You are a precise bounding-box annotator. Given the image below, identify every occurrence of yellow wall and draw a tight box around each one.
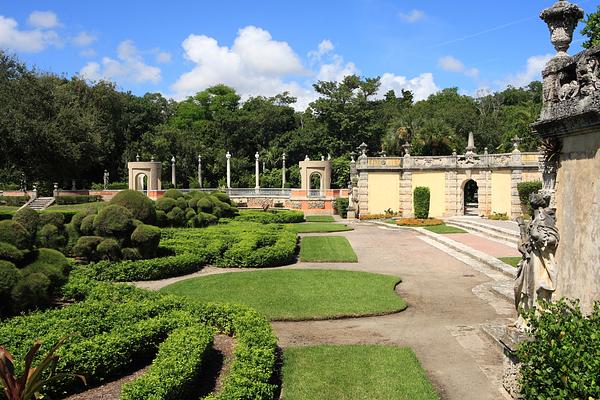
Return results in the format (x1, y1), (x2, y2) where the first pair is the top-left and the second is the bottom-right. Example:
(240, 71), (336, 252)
(411, 172), (446, 217)
(367, 172), (400, 214)
(491, 171), (512, 215)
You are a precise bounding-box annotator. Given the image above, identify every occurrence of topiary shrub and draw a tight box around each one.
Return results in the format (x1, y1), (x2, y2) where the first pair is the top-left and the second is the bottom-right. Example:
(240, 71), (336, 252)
(21, 248), (70, 289)
(156, 197), (177, 213)
(96, 238), (122, 261)
(93, 205), (134, 237)
(130, 224), (161, 259)
(0, 220), (31, 249)
(156, 210), (168, 227)
(10, 272), (51, 312)
(163, 189), (185, 199)
(0, 260), (19, 315)
(122, 247), (142, 260)
(334, 198), (349, 218)
(73, 236), (104, 261)
(166, 207), (186, 227)
(413, 187), (431, 219)
(109, 189), (156, 225)
(36, 223), (67, 250)
(517, 181), (542, 217)
(70, 208), (97, 232)
(196, 197), (213, 213)
(517, 299), (600, 399)
(38, 212), (65, 229)
(80, 214), (96, 235)
(0, 242), (24, 264)
(13, 207), (40, 240)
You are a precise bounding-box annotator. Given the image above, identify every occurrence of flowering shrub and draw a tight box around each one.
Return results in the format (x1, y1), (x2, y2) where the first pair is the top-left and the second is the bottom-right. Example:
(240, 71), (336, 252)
(395, 218), (443, 226)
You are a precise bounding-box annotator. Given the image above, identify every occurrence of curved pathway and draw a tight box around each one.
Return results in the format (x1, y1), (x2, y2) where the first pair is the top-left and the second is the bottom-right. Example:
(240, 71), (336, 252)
(137, 222), (513, 400)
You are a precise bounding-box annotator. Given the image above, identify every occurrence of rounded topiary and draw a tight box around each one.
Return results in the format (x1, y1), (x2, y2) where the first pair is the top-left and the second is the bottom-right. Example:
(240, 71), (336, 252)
(39, 212), (65, 229)
(122, 247), (142, 260)
(72, 236), (104, 260)
(96, 238), (122, 261)
(156, 210), (168, 227)
(109, 190), (156, 225)
(163, 189), (185, 199)
(187, 197), (199, 209)
(185, 208), (196, 220)
(0, 220), (31, 250)
(166, 207), (186, 227)
(93, 205), (133, 237)
(22, 249), (70, 289)
(13, 207), (40, 239)
(198, 212), (218, 226)
(0, 260), (20, 314)
(196, 198), (213, 213)
(0, 242), (24, 264)
(156, 197), (177, 213)
(10, 272), (51, 312)
(211, 191), (233, 205)
(80, 214), (96, 235)
(413, 186), (431, 219)
(176, 197), (188, 210)
(130, 224), (161, 258)
(70, 208), (97, 231)
(36, 224), (66, 249)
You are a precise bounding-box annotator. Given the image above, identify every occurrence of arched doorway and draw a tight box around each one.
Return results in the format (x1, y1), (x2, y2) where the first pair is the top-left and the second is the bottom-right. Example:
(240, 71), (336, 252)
(309, 172), (322, 197)
(463, 179), (478, 216)
(135, 173), (149, 192)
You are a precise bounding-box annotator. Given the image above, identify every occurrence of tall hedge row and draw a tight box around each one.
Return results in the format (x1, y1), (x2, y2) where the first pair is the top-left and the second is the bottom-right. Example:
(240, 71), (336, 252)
(413, 187), (431, 219)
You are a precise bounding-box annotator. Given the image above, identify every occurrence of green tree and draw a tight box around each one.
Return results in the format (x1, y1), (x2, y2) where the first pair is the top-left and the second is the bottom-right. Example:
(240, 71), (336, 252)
(581, 5), (600, 49)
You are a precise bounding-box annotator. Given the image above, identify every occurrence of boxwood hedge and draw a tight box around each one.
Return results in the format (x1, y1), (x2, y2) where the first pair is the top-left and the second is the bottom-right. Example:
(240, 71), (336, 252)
(235, 210), (304, 224)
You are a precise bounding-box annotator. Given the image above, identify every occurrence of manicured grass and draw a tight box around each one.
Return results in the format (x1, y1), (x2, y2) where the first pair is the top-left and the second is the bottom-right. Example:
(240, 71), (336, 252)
(48, 202), (104, 211)
(305, 215), (335, 223)
(498, 256), (521, 267)
(423, 224), (467, 234)
(286, 222), (353, 233)
(282, 345), (439, 400)
(0, 206), (18, 212)
(300, 236), (357, 262)
(161, 269), (406, 320)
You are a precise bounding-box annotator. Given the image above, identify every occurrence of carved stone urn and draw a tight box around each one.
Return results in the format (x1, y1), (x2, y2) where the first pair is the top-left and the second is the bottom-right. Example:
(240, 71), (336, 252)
(540, 1), (584, 58)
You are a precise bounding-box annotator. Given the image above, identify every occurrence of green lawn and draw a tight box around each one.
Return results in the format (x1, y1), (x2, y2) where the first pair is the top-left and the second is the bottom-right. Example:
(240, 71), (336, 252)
(282, 345), (439, 400)
(161, 269), (406, 320)
(48, 202), (105, 211)
(286, 222), (353, 233)
(305, 215), (335, 223)
(300, 236), (357, 262)
(498, 256), (521, 267)
(424, 224), (466, 234)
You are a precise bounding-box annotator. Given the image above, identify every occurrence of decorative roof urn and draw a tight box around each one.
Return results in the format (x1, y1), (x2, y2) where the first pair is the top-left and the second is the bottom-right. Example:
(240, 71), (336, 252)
(540, 1), (584, 59)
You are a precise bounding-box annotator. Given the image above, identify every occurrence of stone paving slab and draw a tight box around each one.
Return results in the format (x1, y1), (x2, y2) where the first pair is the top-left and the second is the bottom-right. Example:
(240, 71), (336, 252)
(449, 216), (519, 233)
(442, 233), (520, 257)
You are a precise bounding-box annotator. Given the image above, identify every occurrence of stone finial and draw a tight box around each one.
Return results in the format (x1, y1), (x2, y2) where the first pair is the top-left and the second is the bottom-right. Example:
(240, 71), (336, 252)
(198, 155), (201, 162)
(402, 142), (411, 157)
(511, 135), (522, 152)
(321, 155), (325, 161)
(171, 156), (176, 164)
(282, 152), (286, 161)
(150, 155), (155, 162)
(358, 142), (368, 156)
(540, 1), (584, 59)
(136, 153), (140, 162)
(350, 151), (356, 162)
(304, 155), (310, 161)
(466, 132), (476, 153)
(484, 147), (489, 155)
(452, 149), (457, 156)
(226, 151), (231, 159)
(255, 151), (260, 160)
(327, 153), (331, 161)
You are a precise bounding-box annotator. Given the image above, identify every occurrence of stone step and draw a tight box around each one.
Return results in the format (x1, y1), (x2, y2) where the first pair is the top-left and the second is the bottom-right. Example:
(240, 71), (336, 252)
(445, 219), (519, 245)
(23, 197), (55, 211)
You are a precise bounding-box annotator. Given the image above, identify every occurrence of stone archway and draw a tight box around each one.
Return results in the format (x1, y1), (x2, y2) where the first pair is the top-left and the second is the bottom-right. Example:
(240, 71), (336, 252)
(462, 179), (479, 216)
(309, 172), (322, 190)
(134, 172), (149, 191)
(128, 161), (162, 191)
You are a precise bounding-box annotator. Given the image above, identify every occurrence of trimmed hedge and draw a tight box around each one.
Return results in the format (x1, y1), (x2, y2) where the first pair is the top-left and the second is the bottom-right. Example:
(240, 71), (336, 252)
(156, 190), (238, 228)
(517, 180), (542, 216)
(55, 195), (102, 205)
(121, 325), (214, 400)
(0, 278), (278, 400)
(0, 195), (29, 206)
(413, 187), (430, 219)
(109, 190), (157, 225)
(236, 210), (304, 224)
(334, 197), (349, 218)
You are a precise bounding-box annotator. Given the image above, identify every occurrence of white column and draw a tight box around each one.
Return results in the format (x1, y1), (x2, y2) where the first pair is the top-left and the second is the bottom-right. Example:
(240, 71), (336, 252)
(255, 151), (260, 189)
(226, 151), (231, 188)
(282, 153), (286, 188)
(171, 156), (176, 187)
(198, 155), (202, 188)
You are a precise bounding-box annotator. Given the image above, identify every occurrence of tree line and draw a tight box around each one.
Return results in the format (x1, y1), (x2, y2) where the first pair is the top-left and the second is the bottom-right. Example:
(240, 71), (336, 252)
(0, 51), (543, 192)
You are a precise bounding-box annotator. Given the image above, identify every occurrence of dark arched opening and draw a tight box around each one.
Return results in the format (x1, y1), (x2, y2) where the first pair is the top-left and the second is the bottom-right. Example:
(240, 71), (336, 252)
(464, 179), (478, 216)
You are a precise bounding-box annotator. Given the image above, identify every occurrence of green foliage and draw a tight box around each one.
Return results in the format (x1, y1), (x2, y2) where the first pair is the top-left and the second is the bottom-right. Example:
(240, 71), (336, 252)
(236, 210), (305, 224)
(517, 299), (600, 399)
(334, 197), (349, 218)
(79, 214), (96, 235)
(0, 242), (24, 264)
(0, 196), (29, 207)
(10, 272), (52, 313)
(120, 325), (213, 400)
(0, 260), (19, 315)
(163, 189), (185, 199)
(13, 207), (40, 240)
(130, 224), (161, 259)
(21, 248), (70, 289)
(109, 190), (156, 225)
(96, 238), (122, 261)
(582, 5), (600, 49)
(517, 181), (542, 216)
(72, 236), (104, 261)
(0, 220), (31, 250)
(36, 224), (67, 250)
(39, 212), (65, 229)
(93, 205), (133, 237)
(54, 195), (102, 205)
(413, 187), (430, 219)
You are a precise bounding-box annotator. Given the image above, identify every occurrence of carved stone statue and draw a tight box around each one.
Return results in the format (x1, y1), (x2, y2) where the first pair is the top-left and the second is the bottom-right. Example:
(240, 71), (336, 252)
(514, 193), (560, 330)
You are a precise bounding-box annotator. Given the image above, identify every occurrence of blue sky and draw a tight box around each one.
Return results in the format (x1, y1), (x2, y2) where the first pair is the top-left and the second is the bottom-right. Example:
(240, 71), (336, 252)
(1, 1), (596, 109)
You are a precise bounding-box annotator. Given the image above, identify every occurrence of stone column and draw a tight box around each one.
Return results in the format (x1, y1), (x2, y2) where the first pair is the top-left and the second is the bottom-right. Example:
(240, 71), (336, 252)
(171, 156), (176, 187)
(226, 152), (231, 189)
(281, 153), (286, 188)
(255, 152), (260, 189)
(399, 171), (413, 217)
(198, 155), (202, 188)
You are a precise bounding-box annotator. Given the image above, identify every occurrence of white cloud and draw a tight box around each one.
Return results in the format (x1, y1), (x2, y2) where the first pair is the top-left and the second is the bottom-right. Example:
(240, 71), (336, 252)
(27, 11), (60, 29)
(0, 15), (60, 52)
(80, 48), (97, 57)
(316, 55), (358, 82)
(73, 31), (96, 47)
(399, 9), (425, 23)
(438, 55), (479, 78)
(503, 54), (552, 87)
(154, 50), (172, 63)
(309, 39), (334, 61)
(79, 40), (161, 84)
(379, 72), (439, 101)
